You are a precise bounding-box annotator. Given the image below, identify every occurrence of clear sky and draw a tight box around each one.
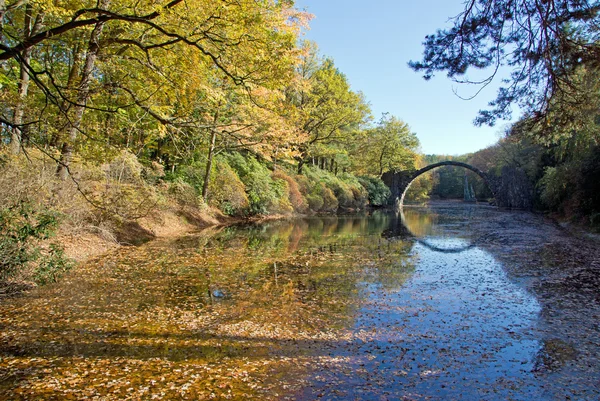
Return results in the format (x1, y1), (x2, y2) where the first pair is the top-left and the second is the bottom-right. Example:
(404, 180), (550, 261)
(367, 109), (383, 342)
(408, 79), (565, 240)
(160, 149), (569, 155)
(294, 0), (517, 155)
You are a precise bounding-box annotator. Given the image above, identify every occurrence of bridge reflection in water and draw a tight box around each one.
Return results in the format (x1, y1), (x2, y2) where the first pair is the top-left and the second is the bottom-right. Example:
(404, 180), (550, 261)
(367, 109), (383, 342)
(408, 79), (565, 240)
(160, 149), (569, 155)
(382, 203), (481, 254)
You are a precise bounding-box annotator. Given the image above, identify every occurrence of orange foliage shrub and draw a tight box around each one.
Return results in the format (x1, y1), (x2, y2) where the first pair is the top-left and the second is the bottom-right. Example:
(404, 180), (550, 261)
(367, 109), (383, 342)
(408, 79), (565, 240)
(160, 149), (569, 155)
(272, 170), (308, 213)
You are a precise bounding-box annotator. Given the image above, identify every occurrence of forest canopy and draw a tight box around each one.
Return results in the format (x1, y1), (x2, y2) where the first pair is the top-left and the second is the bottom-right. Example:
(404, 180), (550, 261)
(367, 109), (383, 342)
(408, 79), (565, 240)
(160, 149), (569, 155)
(0, 0), (421, 234)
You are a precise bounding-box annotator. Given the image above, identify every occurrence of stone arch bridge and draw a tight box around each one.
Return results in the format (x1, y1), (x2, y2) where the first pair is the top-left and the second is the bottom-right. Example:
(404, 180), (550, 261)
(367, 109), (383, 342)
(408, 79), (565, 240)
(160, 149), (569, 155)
(381, 160), (533, 209)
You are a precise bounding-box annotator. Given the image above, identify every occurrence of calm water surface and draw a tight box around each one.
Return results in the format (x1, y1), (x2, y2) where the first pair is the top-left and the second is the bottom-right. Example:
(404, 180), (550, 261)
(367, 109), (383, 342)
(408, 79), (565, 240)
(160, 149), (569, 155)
(299, 205), (544, 400)
(1, 202), (598, 400)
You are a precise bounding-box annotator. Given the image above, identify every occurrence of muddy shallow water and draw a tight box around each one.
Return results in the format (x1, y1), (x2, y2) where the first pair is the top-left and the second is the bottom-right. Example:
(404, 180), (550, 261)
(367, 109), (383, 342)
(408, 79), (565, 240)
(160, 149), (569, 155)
(1, 202), (599, 400)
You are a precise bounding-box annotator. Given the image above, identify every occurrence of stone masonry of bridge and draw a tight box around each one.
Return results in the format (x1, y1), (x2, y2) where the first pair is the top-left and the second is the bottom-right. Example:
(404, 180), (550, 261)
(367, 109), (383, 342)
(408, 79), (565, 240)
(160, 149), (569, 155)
(381, 161), (534, 209)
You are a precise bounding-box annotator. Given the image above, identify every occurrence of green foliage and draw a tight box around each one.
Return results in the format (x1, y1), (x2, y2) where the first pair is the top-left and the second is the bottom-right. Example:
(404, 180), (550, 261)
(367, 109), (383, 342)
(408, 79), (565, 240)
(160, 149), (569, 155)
(430, 166), (464, 199)
(537, 145), (600, 217)
(208, 159), (250, 216)
(358, 176), (390, 207)
(404, 175), (432, 204)
(538, 167), (568, 210)
(292, 54), (371, 157)
(351, 114), (420, 176)
(420, 154), (490, 201)
(167, 150), (381, 216)
(272, 170), (308, 213)
(321, 187), (339, 212)
(224, 153), (289, 215)
(0, 203), (72, 283)
(305, 193), (325, 211)
(300, 166), (367, 211)
(168, 178), (205, 209)
(35, 244), (74, 285)
(177, 160), (208, 194)
(296, 170), (329, 212)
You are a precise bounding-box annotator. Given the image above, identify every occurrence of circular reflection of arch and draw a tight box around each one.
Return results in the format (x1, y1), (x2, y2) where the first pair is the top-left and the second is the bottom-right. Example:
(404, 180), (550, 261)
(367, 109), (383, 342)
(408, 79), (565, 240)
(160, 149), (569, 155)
(399, 161), (496, 208)
(398, 208), (478, 254)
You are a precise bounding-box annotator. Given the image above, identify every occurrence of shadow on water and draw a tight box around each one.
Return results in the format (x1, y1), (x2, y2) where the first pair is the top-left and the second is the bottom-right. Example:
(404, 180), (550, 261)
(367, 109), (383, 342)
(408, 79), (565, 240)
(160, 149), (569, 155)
(0, 203), (598, 400)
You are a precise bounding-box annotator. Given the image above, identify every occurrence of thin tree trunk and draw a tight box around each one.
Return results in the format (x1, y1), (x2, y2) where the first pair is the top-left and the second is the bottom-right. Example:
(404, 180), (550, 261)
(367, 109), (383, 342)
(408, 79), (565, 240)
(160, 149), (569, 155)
(0, 0), (5, 46)
(50, 44), (81, 147)
(202, 110), (220, 201)
(202, 129), (217, 201)
(56, 0), (109, 179)
(0, 0), (7, 149)
(10, 5), (39, 154)
(0, 1), (4, 151)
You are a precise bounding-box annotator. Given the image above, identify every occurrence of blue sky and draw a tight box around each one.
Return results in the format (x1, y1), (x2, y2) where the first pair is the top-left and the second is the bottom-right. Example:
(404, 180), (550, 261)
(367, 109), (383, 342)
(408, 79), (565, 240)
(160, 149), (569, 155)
(294, 0), (518, 155)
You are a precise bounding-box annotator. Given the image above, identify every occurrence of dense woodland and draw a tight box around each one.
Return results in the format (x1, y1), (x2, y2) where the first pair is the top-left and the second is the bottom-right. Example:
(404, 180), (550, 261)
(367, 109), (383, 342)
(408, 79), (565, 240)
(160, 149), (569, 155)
(1, 0), (599, 284)
(0, 0), (422, 284)
(410, 0), (600, 225)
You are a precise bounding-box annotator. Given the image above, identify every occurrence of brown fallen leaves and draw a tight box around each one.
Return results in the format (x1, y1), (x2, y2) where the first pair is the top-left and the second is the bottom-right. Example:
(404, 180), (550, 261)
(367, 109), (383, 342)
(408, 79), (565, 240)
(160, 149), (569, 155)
(0, 218), (415, 399)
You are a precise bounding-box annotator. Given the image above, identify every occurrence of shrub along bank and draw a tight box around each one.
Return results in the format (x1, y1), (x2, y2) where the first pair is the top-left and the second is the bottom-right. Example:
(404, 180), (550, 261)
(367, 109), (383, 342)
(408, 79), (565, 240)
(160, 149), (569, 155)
(0, 150), (390, 287)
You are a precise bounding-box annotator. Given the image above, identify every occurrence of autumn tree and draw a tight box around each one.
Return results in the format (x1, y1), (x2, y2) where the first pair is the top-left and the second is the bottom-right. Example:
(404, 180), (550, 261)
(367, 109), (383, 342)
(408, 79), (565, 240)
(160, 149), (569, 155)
(350, 113), (420, 177)
(287, 44), (371, 173)
(0, 0), (307, 178)
(409, 0), (600, 132)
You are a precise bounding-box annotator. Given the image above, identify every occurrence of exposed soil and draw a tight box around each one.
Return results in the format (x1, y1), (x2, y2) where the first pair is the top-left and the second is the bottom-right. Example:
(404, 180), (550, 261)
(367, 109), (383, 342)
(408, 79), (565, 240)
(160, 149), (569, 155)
(56, 206), (243, 263)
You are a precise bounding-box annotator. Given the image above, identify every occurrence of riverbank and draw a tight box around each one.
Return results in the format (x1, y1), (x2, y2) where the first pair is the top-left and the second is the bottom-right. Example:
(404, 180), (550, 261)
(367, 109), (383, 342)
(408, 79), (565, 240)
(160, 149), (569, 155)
(0, 149), (384, 293)
(0, 185), (309, 299)
(52, 200), (600, 279)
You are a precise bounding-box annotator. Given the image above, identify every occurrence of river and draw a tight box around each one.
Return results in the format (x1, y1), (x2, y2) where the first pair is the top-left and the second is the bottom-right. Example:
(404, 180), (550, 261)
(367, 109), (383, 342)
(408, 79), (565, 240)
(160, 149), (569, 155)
(1, 201), (599, 400)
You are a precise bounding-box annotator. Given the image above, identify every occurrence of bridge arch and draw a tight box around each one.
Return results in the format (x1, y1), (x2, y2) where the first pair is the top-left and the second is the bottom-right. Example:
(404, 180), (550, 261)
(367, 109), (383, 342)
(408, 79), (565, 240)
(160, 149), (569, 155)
(397, 161), (497, 208)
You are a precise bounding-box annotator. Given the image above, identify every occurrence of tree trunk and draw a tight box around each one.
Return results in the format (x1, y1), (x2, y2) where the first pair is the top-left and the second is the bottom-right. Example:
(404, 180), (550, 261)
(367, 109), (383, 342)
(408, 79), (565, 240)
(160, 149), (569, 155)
(56, 0), (109, 179)
(202, 129), (217, 201)
(10, 6), (41, 154)
(202, 110), (220, 201)
(297, 158), (305, 174)
(50, 44), (81, 148)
